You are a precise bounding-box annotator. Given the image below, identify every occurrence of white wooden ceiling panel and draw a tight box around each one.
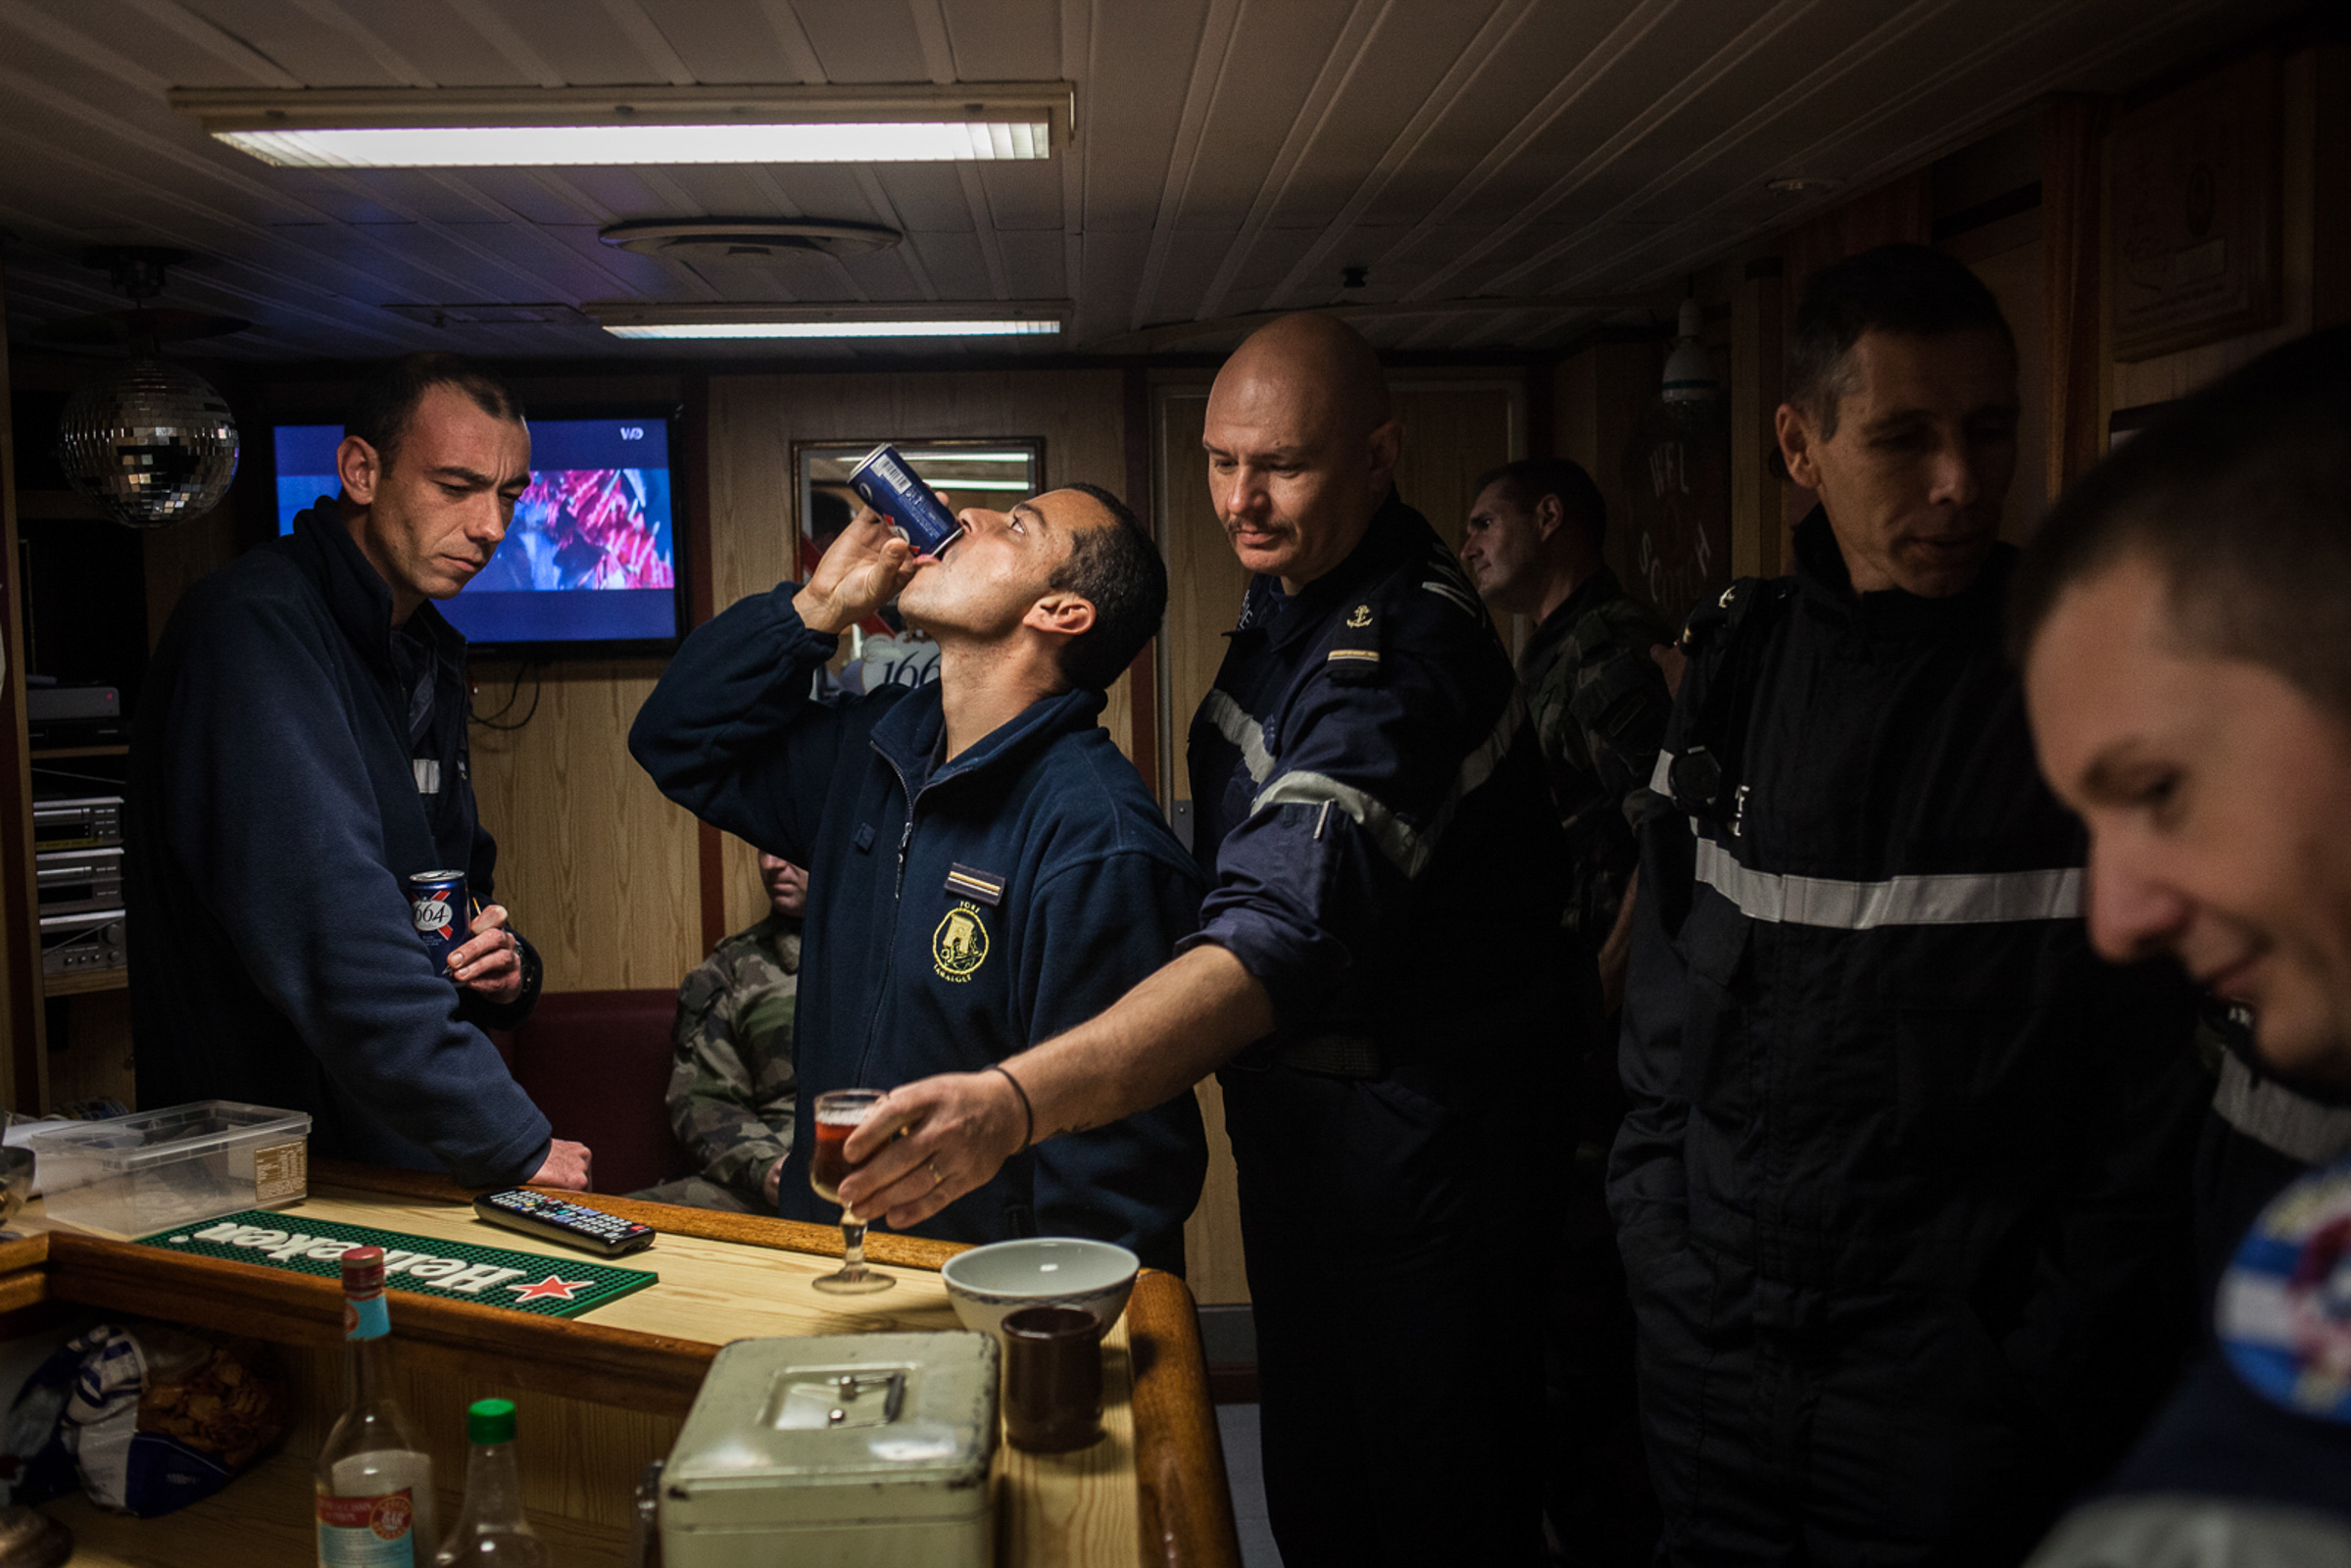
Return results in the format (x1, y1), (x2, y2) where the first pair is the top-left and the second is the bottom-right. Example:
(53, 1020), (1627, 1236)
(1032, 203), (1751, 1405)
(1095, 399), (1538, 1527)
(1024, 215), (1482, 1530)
(789, 0), (938, 86)
(1132, 228), (1250, 328)
(970, 160), (1063, 231)
(901, 229), (994, 299)
(937, 0), (1061, 80)
(170, 0), (430, 87)
(993, 228), (1065, 300)
(1166, 0), (1357, 231)
(451, 0), (681, 85)
(447, 169), (614, 227)
(620, 0), (826, 86)
(1336, 0), (1662, 230)
(1074, 0), (1214, 232)
(871, 164), (978, 233)
(1071, 226), (1151, 344)
(0, 0), (2300, 358)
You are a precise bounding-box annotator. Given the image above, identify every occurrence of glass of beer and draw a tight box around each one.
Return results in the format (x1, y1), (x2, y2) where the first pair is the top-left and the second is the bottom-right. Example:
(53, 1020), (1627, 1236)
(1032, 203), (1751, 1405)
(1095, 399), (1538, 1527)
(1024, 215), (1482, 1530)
(808, 1089), (895, 1296)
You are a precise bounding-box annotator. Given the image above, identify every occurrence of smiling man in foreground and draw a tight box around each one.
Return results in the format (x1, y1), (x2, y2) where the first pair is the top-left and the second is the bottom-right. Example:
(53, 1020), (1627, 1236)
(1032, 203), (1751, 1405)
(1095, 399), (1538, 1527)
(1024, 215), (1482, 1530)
(628, 482), (1207, 1268)
(2015, 327), (2351, 1566)
(128, 353), (587, 1191)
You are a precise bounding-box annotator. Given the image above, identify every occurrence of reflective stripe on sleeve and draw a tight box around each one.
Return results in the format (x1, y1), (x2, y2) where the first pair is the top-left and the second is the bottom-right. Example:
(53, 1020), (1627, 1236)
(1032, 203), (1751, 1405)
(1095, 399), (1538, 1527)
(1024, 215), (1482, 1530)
(1693, 838), (2082, 928)
(1650, 749), (1674, 796)
(1249, 689), (1526, 879)
(1201, 689), (1277, 785)
(2213, 1049), (2351, 1166)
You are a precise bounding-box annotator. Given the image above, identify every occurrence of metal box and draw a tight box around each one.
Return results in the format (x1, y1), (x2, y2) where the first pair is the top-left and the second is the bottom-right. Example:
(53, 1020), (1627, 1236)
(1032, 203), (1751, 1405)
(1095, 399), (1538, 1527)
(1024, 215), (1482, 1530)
(661, 1332), (999, 1567)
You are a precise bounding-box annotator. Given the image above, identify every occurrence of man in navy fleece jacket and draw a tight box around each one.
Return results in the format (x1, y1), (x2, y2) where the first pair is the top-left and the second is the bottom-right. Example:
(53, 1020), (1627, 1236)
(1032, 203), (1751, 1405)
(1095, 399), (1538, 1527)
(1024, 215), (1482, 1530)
(629, 483), (1206, 1268)
(126, 354), (589, 1190)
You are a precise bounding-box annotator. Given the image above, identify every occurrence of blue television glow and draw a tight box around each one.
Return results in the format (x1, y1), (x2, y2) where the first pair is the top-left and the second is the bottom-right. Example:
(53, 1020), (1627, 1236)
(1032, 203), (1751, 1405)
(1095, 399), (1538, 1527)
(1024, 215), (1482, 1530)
(274, 417), (682, 650)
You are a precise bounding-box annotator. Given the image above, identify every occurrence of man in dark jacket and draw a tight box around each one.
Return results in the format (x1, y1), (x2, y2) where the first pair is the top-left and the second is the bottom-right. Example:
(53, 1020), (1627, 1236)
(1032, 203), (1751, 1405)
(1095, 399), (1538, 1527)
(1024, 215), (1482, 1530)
(628, 483), (1206, 1269)
(1610, 246), (2205, 1565)
(832, 314), (1569, 1568)
(128, 354), (588, 1190)
(2013, 326), (2351, 1566)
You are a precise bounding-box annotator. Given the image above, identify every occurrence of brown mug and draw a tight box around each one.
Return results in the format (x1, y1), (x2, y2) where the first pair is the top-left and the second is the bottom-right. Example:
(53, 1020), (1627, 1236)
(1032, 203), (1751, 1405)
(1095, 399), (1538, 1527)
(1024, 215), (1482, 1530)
(1002, 1305), (1103, 1452)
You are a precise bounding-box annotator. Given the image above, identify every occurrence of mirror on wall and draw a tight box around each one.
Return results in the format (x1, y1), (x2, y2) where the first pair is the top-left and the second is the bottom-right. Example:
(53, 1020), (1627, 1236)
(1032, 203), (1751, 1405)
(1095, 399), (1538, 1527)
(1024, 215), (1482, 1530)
(791, 439), (1045, 694)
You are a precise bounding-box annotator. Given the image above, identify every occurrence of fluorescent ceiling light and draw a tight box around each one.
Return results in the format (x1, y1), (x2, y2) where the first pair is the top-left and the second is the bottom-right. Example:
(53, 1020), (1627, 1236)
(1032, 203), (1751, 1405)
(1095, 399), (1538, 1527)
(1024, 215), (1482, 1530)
(605, 319), (1060, 340)
(899, 477), (1032, 489)
(173, 85), (1070, 168)
(898, 451), (1038, 464)
(585, 302), (1069, 342)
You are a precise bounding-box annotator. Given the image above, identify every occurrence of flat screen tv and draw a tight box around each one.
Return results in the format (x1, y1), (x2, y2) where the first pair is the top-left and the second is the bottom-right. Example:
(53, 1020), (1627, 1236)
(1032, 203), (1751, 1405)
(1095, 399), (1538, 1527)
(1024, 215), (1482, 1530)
(272, 414), (685, 656)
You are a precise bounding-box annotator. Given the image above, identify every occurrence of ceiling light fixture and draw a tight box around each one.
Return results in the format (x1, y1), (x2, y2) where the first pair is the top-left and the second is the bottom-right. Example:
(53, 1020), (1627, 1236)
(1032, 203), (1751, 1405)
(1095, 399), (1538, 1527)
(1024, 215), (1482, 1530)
(584, 302), (1069, 341)
(171, 84), (1072, 168)
(599, 219), (902, 258)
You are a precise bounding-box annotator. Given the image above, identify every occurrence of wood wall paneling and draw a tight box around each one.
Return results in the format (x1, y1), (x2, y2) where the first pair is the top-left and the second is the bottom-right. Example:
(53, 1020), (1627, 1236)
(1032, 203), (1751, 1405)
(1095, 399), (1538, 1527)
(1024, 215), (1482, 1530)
(1953, 226), (2051, 542)
(2109, 46), (2322, 415)
(465, 660), (702, 995)
(1550, 343), (1660, 616)
(1730, 267), (1786, 579)
(2044, 96), (2114, 495)
(0, 261), (44, 1106)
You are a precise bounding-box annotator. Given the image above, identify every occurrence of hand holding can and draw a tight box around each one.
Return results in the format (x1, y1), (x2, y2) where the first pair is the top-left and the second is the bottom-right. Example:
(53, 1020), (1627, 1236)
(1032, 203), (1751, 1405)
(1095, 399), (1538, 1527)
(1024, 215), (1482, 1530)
(848, 444), (963, 558)
(407, 870), (470, 977)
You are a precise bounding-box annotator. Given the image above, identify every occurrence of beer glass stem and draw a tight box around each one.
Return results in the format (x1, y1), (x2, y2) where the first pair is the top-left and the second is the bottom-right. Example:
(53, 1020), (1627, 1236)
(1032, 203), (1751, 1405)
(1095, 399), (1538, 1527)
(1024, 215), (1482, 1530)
(840, 1217), (869, 1282)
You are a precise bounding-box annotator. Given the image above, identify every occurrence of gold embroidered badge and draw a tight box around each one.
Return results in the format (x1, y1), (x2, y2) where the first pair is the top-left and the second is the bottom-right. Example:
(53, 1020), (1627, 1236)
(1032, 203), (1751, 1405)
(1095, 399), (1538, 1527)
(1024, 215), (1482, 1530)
(1346, 604), (1373, 629)
(933, 901), (991, 981)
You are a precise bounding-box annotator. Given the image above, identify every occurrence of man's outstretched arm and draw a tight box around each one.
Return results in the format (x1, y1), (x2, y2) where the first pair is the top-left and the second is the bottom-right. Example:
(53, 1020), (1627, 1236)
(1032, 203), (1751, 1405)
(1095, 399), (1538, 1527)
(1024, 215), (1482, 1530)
(838, 944), (1272, 1230)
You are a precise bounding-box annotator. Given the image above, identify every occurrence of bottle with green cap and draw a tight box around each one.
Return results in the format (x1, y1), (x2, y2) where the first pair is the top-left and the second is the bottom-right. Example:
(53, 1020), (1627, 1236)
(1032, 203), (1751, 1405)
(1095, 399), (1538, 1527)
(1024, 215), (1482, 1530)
(431, 1398), (549, 1567)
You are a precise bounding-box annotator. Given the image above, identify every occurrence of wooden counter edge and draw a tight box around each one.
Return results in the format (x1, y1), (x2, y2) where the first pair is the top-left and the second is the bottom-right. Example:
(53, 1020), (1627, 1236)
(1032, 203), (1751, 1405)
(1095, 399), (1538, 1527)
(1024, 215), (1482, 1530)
(313, 1158), (968, 1270)
(41, 1229), (715, 1416)
(1126, 1270), (1243, 1568)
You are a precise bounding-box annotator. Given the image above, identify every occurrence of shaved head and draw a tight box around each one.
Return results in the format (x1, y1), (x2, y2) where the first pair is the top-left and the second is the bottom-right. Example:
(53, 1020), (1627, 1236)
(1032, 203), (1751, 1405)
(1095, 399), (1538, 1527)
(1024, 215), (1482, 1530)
(1220, 312), (1394, 441)
(1203, 312), (1402, 590)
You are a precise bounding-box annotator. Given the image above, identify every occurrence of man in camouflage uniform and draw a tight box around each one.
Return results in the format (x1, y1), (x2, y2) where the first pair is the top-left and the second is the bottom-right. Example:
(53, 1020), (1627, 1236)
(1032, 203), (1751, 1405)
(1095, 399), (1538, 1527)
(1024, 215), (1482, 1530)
(633, 854), (804, 1212)
(1461, 457), (1674, 1566)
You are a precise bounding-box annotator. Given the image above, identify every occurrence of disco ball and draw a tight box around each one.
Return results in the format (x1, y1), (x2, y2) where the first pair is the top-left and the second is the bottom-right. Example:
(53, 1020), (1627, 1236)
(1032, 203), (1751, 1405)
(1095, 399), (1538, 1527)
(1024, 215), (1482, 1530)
(55, 358), (240, 529)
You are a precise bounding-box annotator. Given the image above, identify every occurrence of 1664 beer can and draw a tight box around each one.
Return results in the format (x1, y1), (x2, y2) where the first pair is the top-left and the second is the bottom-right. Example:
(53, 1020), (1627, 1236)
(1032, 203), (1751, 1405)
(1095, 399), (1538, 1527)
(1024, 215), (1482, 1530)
(847, 443), (963, 557)
(407, 870), (469, 975)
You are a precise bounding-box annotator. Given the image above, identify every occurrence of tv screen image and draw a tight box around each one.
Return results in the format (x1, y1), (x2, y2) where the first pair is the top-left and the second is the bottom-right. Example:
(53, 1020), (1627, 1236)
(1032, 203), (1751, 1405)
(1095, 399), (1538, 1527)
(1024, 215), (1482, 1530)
(273, 417), (681, 651)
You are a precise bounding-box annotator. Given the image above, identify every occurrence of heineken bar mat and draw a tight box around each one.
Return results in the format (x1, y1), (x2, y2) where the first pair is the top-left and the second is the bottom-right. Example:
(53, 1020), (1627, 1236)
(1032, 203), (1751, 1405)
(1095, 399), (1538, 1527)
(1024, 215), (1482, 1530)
(134, 1210), (658, 1320)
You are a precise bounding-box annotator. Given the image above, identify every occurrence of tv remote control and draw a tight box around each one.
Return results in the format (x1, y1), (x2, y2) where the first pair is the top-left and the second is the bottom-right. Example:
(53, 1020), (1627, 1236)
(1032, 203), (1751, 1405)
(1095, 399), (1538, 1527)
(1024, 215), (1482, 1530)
(472, 1189), (657, 1258)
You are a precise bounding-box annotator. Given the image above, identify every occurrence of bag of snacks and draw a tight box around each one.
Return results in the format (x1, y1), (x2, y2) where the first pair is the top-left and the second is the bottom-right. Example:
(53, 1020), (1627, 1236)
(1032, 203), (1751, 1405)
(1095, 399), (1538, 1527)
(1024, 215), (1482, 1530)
(61, 1324), (285, 1516)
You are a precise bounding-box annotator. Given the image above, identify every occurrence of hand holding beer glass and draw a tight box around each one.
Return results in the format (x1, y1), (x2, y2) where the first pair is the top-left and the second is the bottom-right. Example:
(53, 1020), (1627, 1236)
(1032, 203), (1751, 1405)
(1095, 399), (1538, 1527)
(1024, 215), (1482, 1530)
(809, 1090), (895, 1295)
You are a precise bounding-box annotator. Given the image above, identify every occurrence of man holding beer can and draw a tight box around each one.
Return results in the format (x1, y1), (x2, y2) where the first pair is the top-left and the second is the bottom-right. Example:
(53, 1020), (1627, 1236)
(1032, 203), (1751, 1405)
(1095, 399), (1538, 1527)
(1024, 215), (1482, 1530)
(127, 354), (588, 1191)
(628, 472), (1206, 1267)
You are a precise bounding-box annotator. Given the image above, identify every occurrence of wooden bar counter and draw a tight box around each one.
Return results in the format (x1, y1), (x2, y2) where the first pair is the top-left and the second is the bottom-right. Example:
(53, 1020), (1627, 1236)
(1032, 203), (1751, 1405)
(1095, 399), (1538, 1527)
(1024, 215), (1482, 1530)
(0, 1162), (1241, 1568)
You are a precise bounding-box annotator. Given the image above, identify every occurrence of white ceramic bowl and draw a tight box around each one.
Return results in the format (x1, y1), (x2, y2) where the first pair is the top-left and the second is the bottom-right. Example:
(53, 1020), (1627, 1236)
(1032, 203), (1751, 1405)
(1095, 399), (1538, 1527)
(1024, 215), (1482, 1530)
(941, 1237), (1140, 1338)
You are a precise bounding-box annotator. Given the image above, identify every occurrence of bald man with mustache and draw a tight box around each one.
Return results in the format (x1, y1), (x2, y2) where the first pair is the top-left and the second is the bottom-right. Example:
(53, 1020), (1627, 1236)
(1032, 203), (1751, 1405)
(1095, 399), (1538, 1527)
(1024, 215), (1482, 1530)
(851, 314), (1568, 1566)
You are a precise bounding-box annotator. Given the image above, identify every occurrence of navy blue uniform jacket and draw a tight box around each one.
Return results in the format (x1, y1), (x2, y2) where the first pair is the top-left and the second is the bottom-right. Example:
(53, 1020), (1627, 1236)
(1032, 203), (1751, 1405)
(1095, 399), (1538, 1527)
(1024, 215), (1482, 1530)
(1612, 512), (2203, 1466)
(1186, 492), (1568, 1226)
(628, 585), (1208, 1271)
(126, 505), (551, 1186)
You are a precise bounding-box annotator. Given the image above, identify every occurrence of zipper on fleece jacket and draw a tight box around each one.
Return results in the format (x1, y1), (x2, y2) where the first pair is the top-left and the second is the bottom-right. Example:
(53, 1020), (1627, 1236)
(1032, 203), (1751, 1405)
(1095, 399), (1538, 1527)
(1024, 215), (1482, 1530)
(855, 747), (921, 1085)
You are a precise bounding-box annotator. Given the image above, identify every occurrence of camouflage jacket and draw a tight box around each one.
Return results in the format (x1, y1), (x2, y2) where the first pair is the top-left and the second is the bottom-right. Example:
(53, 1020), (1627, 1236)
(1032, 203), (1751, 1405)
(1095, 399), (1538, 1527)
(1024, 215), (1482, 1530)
(1520, 567), (1674, 943)
(665, 911), (802, 1204)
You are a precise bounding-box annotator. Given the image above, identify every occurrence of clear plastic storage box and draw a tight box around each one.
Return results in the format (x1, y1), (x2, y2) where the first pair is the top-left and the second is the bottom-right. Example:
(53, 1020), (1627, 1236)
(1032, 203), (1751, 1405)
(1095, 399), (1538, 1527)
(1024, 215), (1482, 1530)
(26, 1100), (311, 1237)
